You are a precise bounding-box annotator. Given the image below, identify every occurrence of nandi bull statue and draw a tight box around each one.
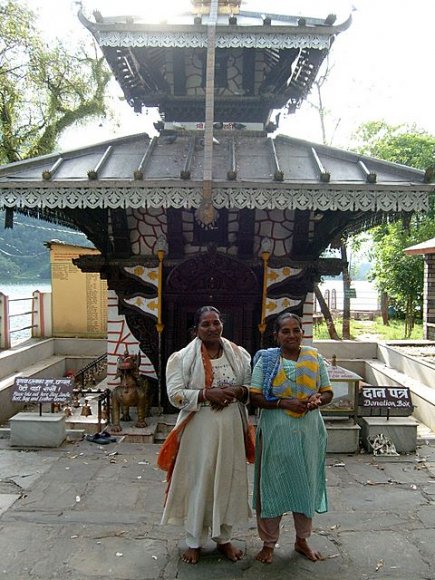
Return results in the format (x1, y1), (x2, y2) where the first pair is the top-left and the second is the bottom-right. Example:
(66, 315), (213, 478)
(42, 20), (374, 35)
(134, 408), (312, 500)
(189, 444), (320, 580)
(110, 348), (151, 432)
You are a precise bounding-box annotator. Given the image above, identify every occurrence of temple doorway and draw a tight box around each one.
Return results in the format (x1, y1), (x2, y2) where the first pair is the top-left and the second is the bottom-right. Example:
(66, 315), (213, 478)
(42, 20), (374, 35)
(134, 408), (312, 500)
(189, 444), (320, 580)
(164, 252), (260, 357)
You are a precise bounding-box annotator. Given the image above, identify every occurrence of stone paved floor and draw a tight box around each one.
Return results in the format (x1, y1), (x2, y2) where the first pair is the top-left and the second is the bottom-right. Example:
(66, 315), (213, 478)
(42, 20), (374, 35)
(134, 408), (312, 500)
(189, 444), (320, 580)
(1, 437), (435, 579)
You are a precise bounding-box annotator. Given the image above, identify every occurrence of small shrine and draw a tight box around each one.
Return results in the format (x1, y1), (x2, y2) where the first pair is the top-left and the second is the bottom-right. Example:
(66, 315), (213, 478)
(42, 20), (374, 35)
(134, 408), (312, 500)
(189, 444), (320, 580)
(0, 1), (432, 410)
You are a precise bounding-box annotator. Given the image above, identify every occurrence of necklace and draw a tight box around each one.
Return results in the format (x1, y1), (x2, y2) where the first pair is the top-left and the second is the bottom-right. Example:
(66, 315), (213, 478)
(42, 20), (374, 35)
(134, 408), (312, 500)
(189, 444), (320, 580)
(280, 346), (301, 361)
(208, 345), (223, 359)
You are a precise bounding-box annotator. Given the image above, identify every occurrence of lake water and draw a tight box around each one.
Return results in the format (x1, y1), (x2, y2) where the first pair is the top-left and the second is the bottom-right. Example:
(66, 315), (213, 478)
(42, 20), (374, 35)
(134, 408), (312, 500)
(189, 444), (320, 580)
(0, 281), (51, 346)
(317, 280), (379, 312)
(1, 279), (379, 346)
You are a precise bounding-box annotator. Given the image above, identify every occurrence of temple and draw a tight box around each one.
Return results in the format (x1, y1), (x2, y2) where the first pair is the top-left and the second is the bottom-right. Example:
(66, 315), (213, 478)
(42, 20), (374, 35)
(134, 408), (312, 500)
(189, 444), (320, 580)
(0, 1), (432, 405)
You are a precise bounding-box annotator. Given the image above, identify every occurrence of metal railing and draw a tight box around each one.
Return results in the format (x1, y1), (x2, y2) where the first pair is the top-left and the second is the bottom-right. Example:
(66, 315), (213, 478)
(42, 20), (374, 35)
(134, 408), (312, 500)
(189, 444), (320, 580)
(71, 387), (111, 434)
(0, 291), (52, 349)
(72, 354), (109, 432)
(8, 296), (37, 335)
(74, 353), (107, 389)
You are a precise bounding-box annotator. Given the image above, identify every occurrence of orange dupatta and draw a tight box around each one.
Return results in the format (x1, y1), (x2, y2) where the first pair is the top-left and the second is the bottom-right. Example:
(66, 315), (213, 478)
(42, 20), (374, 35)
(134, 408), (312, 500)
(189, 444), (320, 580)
(157, 343), (213, 480)
(157, 341), (254, 488)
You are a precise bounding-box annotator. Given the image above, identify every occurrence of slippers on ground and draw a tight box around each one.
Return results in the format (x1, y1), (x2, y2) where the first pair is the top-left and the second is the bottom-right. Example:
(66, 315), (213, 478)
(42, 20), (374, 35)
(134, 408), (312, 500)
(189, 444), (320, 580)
(85, 434), (111, 445)
(98, 432), (117, 442)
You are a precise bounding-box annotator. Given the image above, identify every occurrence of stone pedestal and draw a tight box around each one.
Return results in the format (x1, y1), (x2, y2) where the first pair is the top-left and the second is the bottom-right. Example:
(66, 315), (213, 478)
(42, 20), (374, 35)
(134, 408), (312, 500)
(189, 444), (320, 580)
(325, 419), (360, 453)
(117, 423), (158, 443)
(10, 412), (66, 447)
(359, 416), (418, 453)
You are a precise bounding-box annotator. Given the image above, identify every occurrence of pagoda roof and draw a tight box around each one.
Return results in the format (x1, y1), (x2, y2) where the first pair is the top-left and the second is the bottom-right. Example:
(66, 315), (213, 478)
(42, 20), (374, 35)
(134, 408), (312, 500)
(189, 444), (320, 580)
(78, 5), (351, 123)
(1, 131), (432, 253)
(79, 7), (351, 49)
(0, 131), (431, 219)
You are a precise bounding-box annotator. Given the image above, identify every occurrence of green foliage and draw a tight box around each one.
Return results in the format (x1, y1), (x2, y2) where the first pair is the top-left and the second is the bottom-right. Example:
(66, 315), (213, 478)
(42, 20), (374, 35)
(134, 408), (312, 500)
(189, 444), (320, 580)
(0, 251), (20, 278)
(0, 211), (93, 281)
(368, 221), (429, 319)
(0, 1), (110, 280)
(353, 121), (435, 171)
(350, 122), (435, 336)
(0, 0), (111, 163)
(314, 317), (423, 341)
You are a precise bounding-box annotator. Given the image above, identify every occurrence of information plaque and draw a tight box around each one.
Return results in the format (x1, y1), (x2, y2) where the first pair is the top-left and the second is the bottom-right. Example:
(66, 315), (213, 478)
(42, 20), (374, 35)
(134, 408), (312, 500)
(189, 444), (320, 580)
(11, 378), (74, 404)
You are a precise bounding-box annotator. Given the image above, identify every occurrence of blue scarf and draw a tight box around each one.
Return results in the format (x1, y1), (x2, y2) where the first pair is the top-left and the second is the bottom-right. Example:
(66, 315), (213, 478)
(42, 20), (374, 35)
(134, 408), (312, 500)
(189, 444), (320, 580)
(257, 347), (281, 401)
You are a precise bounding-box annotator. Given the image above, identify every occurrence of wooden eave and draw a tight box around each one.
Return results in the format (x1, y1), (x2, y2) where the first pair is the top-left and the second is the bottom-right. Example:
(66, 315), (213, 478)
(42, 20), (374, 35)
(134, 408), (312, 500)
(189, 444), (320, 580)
(79, 10), (352, 37)
(404, 238), (435, 255)
(0, 132), (430, 189)
(87, 22), (345, 35)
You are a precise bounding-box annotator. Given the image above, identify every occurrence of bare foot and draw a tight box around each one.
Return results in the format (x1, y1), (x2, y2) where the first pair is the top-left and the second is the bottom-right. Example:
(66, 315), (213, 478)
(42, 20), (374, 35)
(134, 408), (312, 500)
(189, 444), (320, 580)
(217, 542), (243, 561)
(182, 547), (200, 564)
(294, 538), (324, 561)
(255, 546), (274, 564)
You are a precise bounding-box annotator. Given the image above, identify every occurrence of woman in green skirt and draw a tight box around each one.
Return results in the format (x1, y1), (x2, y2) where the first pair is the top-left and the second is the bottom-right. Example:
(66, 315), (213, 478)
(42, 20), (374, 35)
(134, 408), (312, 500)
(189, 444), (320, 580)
(250, 312), (333, 564)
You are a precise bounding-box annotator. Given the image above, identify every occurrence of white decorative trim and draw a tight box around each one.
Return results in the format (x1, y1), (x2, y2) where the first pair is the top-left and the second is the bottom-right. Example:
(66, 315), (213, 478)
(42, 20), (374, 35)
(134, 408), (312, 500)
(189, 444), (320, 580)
(0, 186), (430, 212)
(98, 31), (331, 50)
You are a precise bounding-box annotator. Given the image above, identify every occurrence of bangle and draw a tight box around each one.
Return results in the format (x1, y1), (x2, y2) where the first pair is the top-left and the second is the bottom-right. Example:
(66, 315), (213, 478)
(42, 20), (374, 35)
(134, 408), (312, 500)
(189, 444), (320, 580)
(276, 399), (281, 408)
(203, 388), (208, 402)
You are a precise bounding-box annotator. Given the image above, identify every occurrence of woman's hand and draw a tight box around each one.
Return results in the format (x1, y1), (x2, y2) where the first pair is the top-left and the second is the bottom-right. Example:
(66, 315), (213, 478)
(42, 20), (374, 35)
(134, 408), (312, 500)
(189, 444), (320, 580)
(280, 397), (308, 414)
(222, 384), (247, 402)
(204, 385), (237, 411)
(306, 393), (322, 411)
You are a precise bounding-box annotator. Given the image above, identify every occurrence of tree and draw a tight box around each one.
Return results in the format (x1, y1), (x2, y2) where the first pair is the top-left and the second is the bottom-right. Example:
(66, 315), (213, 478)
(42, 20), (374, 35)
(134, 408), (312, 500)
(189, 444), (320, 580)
(0, 212), (93, 281)
(307, 59), (349, 340)
(353, 121), (435, 172)
(0, 251), (20, 278)
(353, 122), (435, 336)
(306, 56), (342, 147)
(0, 0), (111, 163)
(369, 222), (428, 336)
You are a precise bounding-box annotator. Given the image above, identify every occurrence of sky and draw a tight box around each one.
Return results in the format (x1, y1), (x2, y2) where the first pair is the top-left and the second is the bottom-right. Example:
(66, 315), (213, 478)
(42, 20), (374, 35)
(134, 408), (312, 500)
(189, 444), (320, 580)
(27, 0), (435, 150)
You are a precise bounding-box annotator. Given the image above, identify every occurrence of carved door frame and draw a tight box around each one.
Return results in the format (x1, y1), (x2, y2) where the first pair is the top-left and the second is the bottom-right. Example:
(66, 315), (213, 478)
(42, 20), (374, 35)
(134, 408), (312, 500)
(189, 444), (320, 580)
(164, 252), (260, 357)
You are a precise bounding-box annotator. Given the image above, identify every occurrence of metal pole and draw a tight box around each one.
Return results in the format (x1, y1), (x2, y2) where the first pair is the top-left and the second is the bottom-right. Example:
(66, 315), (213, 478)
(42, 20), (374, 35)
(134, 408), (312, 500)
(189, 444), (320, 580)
(0, 292), (11, 349)
(258, 249), (270, 347)
(156, 248), (165, 415)
(157, 331), (162, 413)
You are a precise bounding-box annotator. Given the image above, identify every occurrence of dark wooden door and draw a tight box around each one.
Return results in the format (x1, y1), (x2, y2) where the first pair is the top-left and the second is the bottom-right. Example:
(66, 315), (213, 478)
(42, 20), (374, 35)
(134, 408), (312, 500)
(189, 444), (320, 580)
(164, 252), (260, 357)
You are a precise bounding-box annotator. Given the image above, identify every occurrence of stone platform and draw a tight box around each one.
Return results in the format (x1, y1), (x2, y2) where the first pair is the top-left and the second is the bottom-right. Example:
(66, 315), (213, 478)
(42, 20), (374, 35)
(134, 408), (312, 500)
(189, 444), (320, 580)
(324, 418), (361, 453)
(10, 412), (66, 447)
(359, 416), (418, 453)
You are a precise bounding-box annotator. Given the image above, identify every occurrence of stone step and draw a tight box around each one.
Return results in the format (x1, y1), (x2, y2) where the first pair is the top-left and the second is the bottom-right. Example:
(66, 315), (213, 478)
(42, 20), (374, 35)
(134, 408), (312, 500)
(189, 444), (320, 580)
(365, 359), (435, 433)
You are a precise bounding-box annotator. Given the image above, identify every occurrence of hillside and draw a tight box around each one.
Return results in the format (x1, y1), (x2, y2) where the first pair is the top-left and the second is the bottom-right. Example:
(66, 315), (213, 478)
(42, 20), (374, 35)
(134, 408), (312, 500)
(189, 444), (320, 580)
(0, 211), (94, 282)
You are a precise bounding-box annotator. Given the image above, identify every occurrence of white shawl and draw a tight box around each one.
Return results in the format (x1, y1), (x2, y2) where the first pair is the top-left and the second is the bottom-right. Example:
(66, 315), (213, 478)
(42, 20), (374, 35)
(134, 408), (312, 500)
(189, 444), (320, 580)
(166, 337), (251, 426)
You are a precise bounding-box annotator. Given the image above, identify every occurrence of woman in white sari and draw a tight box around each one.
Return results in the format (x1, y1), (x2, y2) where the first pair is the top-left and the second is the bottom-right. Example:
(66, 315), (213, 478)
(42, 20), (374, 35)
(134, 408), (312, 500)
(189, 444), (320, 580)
(161, 306), (252, 564)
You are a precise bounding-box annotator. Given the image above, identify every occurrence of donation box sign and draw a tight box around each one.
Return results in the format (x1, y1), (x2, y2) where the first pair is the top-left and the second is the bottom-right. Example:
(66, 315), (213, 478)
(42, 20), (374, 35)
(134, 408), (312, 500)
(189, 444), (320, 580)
(359, 386), (412, 410)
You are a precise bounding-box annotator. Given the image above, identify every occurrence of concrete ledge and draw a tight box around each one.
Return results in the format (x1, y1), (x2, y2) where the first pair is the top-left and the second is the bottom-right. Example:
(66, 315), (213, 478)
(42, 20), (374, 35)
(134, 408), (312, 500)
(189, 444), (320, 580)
(10, 412), (66, 447)
(359, 416), (418, 453)
(364, 359), (435, 432)
(0, 427), (10, 439)
(325, 419), (360, 453)
(0, 355), (66, 425)
(377, 343), (435, 388)
(52, 338), (106, 357)
(315, 340), (378, 360)
(0, 338), (105, 382)
(0, 338), (56, 380)
(114, 423), (157, 443)
(66, 429), (86, 441)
